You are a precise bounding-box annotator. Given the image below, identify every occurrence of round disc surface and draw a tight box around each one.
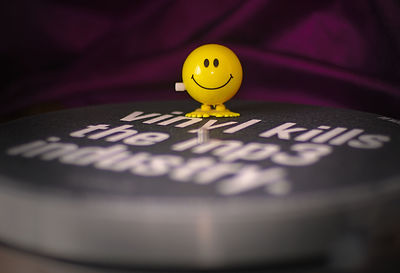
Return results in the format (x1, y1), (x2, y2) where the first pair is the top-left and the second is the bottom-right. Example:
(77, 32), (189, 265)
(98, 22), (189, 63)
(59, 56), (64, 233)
(0, 100), (399, 268)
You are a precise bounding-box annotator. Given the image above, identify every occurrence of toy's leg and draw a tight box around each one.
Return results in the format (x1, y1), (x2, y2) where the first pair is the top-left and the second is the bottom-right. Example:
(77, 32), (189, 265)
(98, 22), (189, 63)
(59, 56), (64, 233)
(201, 104), (212, 111)
(213, 104), (240, 117)
(185, 104), (212, 117)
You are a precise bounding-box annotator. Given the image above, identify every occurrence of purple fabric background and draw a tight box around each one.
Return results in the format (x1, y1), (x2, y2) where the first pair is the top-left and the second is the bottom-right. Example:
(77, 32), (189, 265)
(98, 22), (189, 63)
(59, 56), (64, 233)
(1, 0), (399, 119)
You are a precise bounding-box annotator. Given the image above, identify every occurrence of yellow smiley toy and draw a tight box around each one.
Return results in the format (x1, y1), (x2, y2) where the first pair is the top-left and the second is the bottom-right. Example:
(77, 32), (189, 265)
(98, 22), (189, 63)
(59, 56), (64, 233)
(175, 44), (242, 117)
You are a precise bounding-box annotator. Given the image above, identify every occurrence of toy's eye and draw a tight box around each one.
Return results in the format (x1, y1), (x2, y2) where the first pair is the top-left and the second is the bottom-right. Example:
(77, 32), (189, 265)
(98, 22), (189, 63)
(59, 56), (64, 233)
(204, 59), (209, 67)
(213, 58), (219, 67)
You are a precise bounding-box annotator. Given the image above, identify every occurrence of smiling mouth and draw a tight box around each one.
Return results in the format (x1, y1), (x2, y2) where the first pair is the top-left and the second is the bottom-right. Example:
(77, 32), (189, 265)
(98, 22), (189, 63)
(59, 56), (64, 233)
(191, 74), (233, 90)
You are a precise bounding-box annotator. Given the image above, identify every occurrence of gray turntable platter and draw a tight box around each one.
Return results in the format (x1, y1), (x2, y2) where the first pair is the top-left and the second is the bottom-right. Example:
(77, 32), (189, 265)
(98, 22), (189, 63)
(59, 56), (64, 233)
(0, 100), (399, 269)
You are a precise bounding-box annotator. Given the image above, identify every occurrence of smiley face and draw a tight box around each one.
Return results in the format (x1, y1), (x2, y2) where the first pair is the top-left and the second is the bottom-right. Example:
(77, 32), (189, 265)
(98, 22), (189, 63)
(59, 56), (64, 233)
(182, 44), (242, 105)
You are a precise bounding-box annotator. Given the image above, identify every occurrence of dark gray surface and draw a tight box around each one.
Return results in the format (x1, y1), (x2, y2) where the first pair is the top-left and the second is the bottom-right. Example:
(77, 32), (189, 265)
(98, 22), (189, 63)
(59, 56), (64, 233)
(0, 100), (399, 270)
